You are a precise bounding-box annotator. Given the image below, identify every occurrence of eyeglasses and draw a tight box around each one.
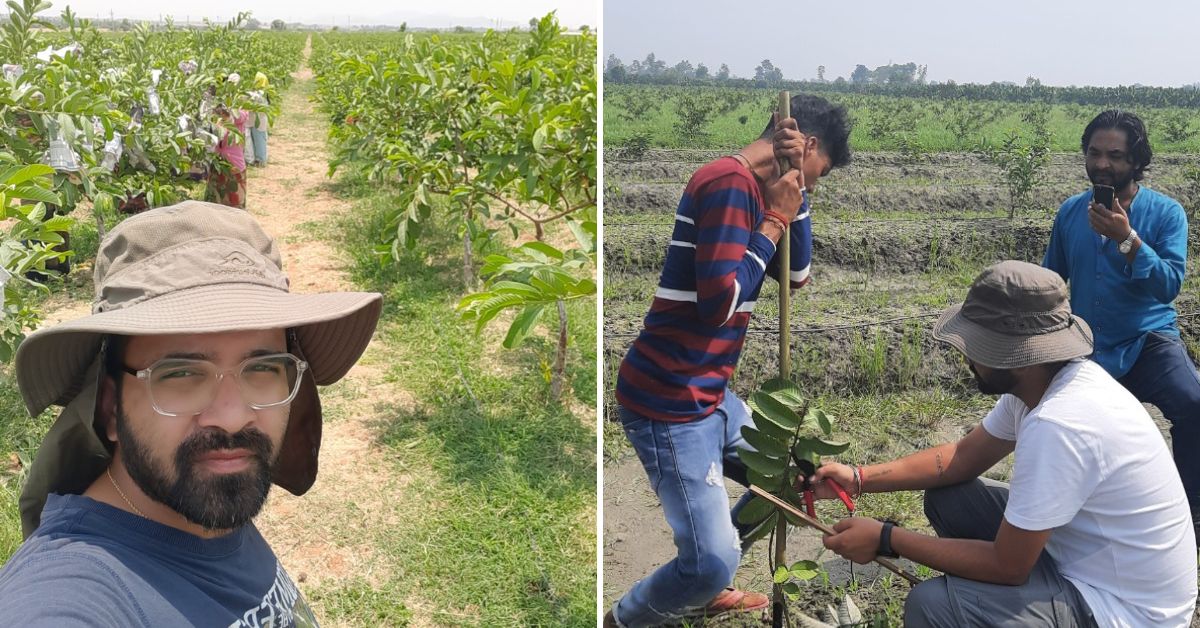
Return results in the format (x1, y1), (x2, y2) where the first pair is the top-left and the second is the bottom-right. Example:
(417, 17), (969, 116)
(123, 353), (308, 417)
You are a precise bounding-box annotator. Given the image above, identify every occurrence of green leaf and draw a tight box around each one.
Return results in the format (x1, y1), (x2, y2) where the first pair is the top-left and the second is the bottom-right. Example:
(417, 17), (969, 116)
(1, 164), (53, 186)
(740, 511), (777, 546)
(739, 447), (787, 477)
(751, 412), (794, 444)
(740, 426), (788, 458)
(809, 408), (833, 435)
(761, 377), (806, 409)
(735, 495), (775, 525)
(10, 185), (59, 206)
(502, 303), (545, 348)
(796, 437), (850, 456)
(782, 582), (802, 599)
(773, 565), (790, 584)
(749, 391), (802, 430)
(789, 560), (821, 581)
(747, 468), (785, 492)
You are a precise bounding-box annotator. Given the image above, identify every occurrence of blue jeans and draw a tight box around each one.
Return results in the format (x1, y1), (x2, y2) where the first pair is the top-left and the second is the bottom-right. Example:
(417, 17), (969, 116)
(247, 127), (268, 164)
(1117, 331), (1200, 537)
(611, 390), (757, 628)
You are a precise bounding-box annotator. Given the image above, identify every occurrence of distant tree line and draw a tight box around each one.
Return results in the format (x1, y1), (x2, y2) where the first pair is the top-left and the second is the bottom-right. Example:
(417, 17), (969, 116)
(605, 53), (1200, 108)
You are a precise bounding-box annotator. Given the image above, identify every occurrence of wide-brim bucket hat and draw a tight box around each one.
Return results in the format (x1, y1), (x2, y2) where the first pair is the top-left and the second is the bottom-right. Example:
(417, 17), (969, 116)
(932, 260), (1093, 369)
(14, 200), (382, 535)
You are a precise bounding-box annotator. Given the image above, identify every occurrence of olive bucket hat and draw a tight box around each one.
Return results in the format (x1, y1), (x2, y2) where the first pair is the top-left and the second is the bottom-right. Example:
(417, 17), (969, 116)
(13, 200), (382, 536)
(932, 260), (1093, 369)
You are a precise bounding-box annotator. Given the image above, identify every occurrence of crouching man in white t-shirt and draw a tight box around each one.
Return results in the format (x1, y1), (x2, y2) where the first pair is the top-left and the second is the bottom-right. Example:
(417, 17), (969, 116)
(812, 260), (1197, 628)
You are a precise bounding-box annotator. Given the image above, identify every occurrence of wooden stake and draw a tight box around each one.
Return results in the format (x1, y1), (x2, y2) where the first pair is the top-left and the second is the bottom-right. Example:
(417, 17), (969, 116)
(750, 485), (923, 586)
(772, 89), (791, 628)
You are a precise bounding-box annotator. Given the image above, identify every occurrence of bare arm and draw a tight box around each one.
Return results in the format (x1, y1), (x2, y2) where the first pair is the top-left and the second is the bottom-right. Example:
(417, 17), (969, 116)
(812, 424), (1014, 499)
(825, 516), (1051, 586)
(892, 520), (1051, 585)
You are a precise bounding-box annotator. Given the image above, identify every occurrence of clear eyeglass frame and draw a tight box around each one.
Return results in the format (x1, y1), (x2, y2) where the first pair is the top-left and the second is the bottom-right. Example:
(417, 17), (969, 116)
(122, 352), (309, 417)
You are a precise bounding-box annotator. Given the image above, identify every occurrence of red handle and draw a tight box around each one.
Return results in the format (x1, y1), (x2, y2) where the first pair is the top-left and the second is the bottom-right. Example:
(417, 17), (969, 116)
(827, 479), (855, 514)
(803, 490), (816, 518)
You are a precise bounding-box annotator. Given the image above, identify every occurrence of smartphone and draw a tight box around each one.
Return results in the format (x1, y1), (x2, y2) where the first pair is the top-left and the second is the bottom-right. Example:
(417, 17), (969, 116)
(1093, 184), (1115, 210)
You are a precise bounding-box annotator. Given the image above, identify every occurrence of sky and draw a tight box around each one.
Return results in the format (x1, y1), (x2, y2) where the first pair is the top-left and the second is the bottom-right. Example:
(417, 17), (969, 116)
(604, 0), (1200, 88)
(39, 0), (597, 29)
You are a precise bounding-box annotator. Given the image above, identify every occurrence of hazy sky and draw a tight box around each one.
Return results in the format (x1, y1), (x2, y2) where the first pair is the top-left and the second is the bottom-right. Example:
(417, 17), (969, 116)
(604, 0), (1200, 87)
(43, 0), (596, 29)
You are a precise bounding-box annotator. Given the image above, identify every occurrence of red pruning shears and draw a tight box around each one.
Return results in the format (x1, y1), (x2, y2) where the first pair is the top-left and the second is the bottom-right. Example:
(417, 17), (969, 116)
(794, 459), (855, 517)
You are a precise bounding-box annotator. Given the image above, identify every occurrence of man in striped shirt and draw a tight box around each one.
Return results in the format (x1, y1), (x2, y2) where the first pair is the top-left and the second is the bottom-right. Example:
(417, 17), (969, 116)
(608, 94), (852, 628)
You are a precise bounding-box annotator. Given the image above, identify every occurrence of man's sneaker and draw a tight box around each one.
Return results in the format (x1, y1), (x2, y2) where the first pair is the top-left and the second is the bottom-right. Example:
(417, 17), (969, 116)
(684, 587), (769, 620)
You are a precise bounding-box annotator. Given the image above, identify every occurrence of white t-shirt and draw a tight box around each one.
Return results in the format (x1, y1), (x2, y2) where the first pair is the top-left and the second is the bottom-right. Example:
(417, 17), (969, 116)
(982, 359), (1196, 628)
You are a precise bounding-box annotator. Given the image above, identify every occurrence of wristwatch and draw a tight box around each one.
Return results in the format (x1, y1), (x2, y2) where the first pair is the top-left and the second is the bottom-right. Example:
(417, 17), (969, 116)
(878, 520), (900, 559)
(1119, 229), (1138, 255)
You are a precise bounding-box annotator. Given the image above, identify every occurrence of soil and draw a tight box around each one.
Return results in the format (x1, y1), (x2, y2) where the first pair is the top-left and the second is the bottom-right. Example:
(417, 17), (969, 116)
(605, 151), (1200, 219)
(603, 449), (921, 626)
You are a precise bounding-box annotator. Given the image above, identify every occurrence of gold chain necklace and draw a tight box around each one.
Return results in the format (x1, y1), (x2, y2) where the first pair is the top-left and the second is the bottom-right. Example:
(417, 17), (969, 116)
(106, 467), (146, 518)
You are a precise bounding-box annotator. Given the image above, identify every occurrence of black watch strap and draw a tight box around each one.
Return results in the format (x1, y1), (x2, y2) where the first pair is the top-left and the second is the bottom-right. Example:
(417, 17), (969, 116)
(878, 520), (900, 559)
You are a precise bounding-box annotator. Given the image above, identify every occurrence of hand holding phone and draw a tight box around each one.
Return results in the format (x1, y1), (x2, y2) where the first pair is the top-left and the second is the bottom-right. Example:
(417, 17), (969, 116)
(1092, 184), (1115, 211)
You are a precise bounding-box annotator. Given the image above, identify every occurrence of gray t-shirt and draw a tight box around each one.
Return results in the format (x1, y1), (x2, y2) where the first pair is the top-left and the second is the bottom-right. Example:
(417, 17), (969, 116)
(0, 493), (318, 627)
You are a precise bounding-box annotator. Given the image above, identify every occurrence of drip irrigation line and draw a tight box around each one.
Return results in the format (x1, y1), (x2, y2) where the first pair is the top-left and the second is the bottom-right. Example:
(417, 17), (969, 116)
(604, 310), (1200, 340)
(605, 216), (1030, 227)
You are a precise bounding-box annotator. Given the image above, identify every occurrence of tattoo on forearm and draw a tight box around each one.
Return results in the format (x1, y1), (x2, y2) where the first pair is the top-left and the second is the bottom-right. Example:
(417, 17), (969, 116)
(935, 453), (945, 478)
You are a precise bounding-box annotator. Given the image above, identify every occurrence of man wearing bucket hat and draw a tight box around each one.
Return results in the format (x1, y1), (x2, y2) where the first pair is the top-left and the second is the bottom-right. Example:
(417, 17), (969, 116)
(811, 261), (1196, 627)
(0, 200), (382, 625)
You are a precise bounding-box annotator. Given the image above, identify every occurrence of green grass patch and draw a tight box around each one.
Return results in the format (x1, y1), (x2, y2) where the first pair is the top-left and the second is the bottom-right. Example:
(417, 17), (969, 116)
(323, 175), (597, 627)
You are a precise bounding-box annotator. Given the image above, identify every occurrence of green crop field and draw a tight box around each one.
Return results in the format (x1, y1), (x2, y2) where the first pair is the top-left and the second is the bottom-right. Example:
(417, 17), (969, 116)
(602, 83), (1200, 626)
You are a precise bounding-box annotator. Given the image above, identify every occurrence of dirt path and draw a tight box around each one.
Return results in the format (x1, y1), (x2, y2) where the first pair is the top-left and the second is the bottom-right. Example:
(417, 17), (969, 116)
(36, 37), (427, 625)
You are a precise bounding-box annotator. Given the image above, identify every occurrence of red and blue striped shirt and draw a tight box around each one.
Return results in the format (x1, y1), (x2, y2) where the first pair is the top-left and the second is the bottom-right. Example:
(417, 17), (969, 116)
(616, 157), (812, 422)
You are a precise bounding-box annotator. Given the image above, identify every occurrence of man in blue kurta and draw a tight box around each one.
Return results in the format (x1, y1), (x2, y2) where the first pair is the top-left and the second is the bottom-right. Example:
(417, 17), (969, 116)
(1043, 109), (1199, 538)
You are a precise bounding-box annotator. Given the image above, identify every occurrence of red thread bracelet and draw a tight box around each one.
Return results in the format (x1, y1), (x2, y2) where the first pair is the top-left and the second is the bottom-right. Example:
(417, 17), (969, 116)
(764, 209), (791, 230)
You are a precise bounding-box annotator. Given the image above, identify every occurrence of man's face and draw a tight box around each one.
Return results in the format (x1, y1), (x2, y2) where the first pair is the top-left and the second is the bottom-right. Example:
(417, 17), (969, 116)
(967, 360), (1017, 395)
(801, 142), (833, 194)
(111, 329), (292, 530)
(1085, 127), (1137, 191)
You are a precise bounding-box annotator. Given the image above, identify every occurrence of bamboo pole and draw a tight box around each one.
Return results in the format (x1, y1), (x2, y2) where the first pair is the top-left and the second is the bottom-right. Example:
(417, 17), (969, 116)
(751, 485), (922, 586)
(772, 89), (791, 628)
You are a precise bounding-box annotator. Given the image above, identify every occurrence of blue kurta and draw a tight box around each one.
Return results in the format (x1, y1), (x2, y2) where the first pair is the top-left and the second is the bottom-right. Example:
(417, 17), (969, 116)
(1043, 187), (1188, 378)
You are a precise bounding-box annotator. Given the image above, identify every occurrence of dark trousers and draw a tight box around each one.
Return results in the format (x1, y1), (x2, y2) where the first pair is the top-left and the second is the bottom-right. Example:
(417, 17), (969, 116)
(1118, 331), (1200, 539)
(904, 478), (1097, 627)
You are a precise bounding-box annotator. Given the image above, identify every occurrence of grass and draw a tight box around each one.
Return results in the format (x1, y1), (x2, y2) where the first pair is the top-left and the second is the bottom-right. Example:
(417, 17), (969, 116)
(0, 369), (54, 561)
(310, 171), (597, 627)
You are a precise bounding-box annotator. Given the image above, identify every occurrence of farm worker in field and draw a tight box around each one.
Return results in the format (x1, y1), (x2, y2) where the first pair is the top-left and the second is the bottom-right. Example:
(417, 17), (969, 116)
(243, 71), (271, 167)
(1041, 109), (1200, 542)
(606, 94), (853, 628)
(203, 82), (251, 209)
(813, 260), (1196, 628)
(0, 201), (383, 625)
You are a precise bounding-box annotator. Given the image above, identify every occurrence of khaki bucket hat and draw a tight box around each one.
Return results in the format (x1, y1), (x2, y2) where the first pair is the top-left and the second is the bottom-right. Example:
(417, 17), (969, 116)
(932, 260), (1093, 369)
(14, 200), (382, 535)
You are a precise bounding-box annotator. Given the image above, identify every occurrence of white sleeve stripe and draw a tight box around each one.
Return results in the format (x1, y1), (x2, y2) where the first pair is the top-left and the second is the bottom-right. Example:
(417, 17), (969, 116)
(794, 210), (810, 222)
(746, 250), (767, 271)
(669, 240), (696, 248)
(736, 300), (757, 313)
(723, 280), (741, 324)
(654, 287), (699, 302)
(674, 214), (695, 224)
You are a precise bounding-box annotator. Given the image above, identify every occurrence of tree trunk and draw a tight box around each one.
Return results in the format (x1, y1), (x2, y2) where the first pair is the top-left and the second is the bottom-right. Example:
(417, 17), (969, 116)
(551, 299), (568, 401)
(463, 231), (474, 289)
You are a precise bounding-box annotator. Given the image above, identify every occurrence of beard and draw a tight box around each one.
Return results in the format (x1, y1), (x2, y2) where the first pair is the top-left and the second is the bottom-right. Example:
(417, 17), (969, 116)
(968, 363), (1017, 395)
(116, 412), (275, 531)
(1086, 165), (1135, 193)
